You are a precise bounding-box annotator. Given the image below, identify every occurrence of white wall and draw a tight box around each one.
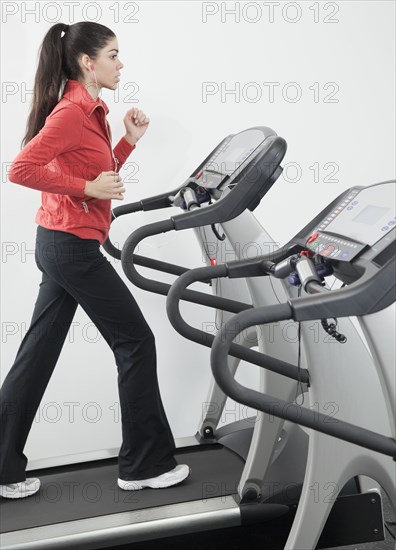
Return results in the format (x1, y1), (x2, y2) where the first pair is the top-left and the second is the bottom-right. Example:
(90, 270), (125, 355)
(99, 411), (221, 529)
(1, 1), (395, 463)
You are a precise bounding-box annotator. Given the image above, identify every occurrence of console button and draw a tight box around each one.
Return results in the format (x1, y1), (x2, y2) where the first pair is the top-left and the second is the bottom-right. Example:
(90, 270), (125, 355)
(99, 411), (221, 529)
(307, 232), (319, 243)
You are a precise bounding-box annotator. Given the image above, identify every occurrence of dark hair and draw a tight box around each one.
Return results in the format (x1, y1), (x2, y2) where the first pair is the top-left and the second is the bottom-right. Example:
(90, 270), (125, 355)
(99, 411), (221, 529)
(21, 21), (115, 147)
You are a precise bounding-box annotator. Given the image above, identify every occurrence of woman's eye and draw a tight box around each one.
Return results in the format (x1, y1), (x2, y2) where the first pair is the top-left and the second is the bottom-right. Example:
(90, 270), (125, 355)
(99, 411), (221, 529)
(112, 55), (118, 59)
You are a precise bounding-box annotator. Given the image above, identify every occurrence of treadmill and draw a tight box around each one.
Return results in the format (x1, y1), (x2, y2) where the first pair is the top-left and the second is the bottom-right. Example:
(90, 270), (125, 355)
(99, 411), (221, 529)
(1, 127), (295, 550)
(173, 179), (396, 549)
(1, 130), (389, 548)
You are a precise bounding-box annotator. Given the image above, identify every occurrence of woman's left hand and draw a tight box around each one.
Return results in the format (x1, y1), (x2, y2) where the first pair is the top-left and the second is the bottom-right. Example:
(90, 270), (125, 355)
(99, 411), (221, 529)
(123, 108), (150, 144)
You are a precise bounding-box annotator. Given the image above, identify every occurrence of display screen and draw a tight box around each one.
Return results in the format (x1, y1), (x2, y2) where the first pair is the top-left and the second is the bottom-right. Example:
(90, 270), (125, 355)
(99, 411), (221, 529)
(353, 205), (390, 226)
(205, 128), (266, 176)
(224, 146), (245, 164)
(206, 147), (247, 175)
(321, 182), (395, 247)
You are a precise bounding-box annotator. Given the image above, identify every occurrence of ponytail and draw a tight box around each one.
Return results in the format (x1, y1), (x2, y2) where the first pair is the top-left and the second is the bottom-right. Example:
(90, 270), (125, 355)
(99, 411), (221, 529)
(21, 21), (115, 148)
(21, 23), (68, 147)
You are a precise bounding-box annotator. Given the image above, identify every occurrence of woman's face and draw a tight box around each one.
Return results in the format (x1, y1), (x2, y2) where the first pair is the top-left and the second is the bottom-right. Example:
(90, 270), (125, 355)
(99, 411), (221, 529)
(87, 36), (124, 90)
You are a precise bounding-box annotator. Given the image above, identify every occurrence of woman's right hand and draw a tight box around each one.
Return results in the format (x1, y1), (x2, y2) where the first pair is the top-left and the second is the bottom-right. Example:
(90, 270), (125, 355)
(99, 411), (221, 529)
(84, 171), (125, 200)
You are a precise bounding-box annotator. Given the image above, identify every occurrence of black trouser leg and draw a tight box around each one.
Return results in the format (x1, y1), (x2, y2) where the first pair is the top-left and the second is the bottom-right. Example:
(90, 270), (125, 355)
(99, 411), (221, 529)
(0, 272), (78, 484)
(0, 226), (177, 484)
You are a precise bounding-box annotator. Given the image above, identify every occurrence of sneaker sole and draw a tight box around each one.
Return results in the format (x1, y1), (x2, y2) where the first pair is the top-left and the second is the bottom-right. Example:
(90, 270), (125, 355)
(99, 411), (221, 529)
(118, 466), (191, 491)
(0, 479), (41, 499)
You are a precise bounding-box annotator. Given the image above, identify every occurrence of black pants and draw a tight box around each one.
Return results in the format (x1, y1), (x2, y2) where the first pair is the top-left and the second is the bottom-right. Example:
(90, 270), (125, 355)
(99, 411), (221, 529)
(0, 225), (177, 484)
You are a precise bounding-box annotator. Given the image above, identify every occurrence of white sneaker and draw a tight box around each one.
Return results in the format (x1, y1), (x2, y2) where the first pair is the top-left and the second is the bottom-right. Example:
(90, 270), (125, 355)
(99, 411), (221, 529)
(0, 478), (41, 499)
(118, 464), (191, 490)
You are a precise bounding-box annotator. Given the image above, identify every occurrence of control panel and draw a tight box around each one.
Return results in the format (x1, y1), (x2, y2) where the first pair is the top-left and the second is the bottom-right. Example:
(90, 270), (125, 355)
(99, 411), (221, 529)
(194, 128), (272, 191)
(305, 182), (396, 263)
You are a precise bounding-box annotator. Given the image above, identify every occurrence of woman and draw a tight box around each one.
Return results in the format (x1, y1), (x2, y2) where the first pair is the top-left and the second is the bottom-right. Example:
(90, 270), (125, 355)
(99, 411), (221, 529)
(0, 21), (190, 499)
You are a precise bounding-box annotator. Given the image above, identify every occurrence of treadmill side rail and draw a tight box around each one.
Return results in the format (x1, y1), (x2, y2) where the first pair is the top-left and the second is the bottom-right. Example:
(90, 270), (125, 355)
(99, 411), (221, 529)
(0, 496), (241, 550)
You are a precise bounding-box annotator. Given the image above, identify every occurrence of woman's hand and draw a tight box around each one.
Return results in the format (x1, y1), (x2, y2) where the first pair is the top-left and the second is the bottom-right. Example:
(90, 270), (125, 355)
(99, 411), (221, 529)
(85, 171), (125, 200)
(123, 108), (150, 145)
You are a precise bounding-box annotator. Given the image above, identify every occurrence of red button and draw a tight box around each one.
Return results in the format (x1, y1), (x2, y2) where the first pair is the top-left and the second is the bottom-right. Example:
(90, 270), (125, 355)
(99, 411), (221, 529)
(307, 232), (319, 243)
(196, 171), (203, 180)
(321, 244), (335, 257)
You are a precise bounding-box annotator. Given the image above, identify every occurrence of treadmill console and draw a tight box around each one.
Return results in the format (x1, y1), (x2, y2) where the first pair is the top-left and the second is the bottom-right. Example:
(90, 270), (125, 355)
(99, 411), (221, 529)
(304, 182), (396, 263)
(172, 126), (283, 211)
(196, 128), (271, 191)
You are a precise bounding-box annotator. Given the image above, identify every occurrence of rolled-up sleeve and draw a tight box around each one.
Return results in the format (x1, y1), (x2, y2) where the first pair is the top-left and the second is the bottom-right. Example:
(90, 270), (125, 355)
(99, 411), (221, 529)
(8, 105), (87, 197)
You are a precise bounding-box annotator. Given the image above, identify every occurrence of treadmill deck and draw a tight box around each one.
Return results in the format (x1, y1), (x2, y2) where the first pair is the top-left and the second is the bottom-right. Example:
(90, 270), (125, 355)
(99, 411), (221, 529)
(0, 444), (244, 545)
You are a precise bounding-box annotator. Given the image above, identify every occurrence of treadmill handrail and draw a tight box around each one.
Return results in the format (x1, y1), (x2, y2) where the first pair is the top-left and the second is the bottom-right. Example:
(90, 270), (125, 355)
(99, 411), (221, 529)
(210, 302), (396, 458)
(101, 195), (215, 282)
(120, 219), (255, 311)
(166, 263), (310, 384)
(289, 257), (396, 321)
(102, 192), (181, 260)
(119, 214), (304, 317)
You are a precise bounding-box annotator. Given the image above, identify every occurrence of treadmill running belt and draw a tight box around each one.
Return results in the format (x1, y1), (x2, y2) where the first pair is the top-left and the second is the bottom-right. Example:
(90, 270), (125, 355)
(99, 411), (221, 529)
(0, 444), (244, 533)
